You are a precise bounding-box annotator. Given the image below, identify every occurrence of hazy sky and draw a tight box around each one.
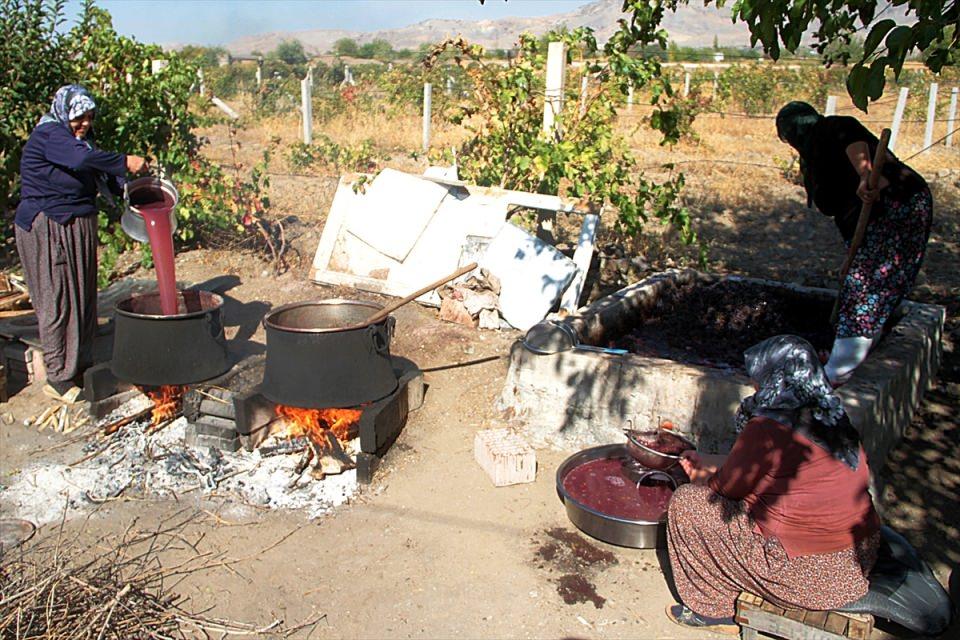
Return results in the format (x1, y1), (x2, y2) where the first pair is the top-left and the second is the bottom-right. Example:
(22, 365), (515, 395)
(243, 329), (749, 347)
(65, 0), (593, 47)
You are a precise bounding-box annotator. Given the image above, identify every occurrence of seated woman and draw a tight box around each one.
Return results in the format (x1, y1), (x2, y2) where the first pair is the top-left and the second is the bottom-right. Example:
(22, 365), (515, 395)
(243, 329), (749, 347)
(665, 334), (881, 634)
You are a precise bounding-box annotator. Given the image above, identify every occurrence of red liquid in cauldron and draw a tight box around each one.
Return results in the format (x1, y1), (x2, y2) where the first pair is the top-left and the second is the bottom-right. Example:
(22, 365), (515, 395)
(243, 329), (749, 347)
(562, 458), (674, 522)
(131, 188), (177, 316)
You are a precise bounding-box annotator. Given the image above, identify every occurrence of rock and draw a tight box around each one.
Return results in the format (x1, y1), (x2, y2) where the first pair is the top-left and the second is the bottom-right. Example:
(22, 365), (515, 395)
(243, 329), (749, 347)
(462, 289), (499, 316)
(439, 298), (476, 327)
(478, 309), (501, 330)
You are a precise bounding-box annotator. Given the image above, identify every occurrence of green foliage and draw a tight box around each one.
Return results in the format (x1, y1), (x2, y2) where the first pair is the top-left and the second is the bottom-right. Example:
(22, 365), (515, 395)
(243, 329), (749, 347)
(429, 30), (700, 253)
(713, 64), (845, 114)
(287, 136), (379, 173)
(333, 38), (359, 57)
(359, 38), (394, 60)
(178, 44), (228, 68)
(270, 40), (308, 66)
(697, 0), (958, 109)
(0, 0), (69, 212)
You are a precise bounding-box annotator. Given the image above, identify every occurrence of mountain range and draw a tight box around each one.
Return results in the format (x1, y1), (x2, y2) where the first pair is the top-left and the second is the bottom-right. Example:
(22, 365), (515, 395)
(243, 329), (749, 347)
(225, 0), (755, 56)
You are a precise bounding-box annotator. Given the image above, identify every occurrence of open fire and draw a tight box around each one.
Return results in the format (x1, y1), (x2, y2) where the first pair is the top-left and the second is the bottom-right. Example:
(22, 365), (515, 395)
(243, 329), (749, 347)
(146, 384), (187, 426)
(266, 405), (362, 481)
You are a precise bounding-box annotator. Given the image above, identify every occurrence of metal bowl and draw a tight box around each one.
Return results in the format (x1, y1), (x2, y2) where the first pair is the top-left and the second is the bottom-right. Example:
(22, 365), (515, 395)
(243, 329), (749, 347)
(624, 429), (694, 471)
(556, 444), (667, 549)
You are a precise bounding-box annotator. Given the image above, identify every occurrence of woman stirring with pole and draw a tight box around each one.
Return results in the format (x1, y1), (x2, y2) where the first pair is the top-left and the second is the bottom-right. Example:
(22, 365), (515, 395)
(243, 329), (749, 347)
(16, 84), (148, 402)
(775, 102), (933, 385)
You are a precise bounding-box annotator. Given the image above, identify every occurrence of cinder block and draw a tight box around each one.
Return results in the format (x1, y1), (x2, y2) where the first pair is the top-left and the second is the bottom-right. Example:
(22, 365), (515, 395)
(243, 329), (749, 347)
(2, 341), (45, 383)
(474, 428), (536, 487)
(185, 424), (240, 452)
(83, 362), (133, 402)
(194, 414), (239, 437)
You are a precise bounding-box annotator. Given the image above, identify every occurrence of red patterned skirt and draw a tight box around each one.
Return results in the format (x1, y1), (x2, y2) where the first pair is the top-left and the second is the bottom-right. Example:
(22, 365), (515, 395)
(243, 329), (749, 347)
(666, 484), (879, 618)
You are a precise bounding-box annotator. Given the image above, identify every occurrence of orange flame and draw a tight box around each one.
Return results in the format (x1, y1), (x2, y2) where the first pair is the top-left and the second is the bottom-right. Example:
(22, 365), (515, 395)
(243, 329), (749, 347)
(147, 385), (186, 426)
(274, 405), (361, 443)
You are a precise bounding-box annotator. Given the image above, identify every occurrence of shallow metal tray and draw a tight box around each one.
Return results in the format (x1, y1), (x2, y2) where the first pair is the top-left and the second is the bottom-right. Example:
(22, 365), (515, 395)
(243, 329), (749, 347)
(556, 444), (667, 549)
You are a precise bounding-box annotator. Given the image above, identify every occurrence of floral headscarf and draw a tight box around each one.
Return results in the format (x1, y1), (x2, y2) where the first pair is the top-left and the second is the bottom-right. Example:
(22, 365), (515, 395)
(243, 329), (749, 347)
(735, 335), (860, 469)
(39, 84), (97, 130)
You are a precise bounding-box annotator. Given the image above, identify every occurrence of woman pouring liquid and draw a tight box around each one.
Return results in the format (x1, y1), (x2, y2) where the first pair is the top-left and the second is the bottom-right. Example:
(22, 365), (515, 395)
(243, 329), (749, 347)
(775, 101), (933, 385)
(15, 84), (148, 402)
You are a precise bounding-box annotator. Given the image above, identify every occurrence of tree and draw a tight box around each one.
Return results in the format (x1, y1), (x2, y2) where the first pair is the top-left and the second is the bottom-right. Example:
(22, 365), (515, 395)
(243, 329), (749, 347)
(704, 0), (958, 109)
(271, 39), (307, 65)
(333, 37), (359, 57)
(358, 38), (393, 60)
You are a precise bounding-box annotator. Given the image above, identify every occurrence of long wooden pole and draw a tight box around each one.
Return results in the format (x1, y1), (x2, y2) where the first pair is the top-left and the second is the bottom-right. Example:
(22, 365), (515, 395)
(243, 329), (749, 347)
(357, 262), (478, 328)
(830, 128), (891, 324)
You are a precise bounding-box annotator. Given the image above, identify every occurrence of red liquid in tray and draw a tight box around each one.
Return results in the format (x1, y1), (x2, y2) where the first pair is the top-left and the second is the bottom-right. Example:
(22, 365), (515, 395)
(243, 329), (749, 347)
(562, 458), (674, 522)
(131, 189), (178, 316)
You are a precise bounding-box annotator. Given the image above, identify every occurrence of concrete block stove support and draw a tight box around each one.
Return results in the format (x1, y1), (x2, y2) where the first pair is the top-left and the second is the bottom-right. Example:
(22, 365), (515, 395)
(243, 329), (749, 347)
(499, 270), (945, 472)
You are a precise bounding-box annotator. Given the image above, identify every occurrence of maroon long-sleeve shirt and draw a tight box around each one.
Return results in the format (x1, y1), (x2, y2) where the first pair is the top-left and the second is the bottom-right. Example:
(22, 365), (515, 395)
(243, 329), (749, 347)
(709, 416), (880, 558)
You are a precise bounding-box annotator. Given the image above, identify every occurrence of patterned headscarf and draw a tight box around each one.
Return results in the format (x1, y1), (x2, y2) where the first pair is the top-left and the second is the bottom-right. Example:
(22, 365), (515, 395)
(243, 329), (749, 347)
(38, 84), (97, 131)
(735, 335), (860, 469)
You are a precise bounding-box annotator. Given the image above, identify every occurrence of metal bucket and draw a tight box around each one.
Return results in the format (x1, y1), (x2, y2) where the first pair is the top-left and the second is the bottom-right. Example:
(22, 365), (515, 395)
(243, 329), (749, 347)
(111, 290), (229, 386)
(121, 176), (179, 243)
(556, 444), (669, 549)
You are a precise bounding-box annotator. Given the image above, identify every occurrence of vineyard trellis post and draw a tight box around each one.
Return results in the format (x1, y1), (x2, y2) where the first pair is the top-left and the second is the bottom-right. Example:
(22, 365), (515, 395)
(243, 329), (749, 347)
(256, 56), (263, 89)
(683, 71), (690, 98)
(627, 85), (634, 109)
(947, 88), (958, 148)
(825, 95), (837, 116)
(542, 41), (567, 137)
(889, 87), (910, 152)
(712, 71), (719, 95)
(579, 74), (589, 117)
(923, 83), (938, 151)
(197, 68), (205, 97)
(422, 82), (432, 152)
(301, 76), (312, 144)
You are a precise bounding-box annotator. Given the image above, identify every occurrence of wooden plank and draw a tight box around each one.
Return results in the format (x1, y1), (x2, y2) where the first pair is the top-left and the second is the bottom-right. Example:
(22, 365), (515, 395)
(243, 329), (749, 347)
(845, 615), (873, 640)
(761, 599), (785, 616)
(744, 609), (850, 640)
(803, 610), (829, 629)
(823, 612), (848, 636)
(784, 607), (806, 622)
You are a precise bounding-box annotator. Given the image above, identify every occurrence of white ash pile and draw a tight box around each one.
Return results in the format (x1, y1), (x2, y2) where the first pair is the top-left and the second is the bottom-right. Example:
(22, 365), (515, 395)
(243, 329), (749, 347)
(1, 417), (358, 526)
(438, 268), (505, 329)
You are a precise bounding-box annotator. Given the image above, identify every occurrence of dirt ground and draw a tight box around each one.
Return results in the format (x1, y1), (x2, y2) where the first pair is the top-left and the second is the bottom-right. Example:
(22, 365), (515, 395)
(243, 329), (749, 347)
(1, 110), (958, 638)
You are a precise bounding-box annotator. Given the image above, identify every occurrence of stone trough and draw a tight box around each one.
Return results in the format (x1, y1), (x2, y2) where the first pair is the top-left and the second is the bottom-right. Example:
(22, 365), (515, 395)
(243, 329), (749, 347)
(499, 270), (944, 470)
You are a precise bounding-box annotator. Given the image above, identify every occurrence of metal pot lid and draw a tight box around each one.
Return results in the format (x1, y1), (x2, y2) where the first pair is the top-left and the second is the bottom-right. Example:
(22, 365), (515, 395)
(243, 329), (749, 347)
(263, 299), (387, 334)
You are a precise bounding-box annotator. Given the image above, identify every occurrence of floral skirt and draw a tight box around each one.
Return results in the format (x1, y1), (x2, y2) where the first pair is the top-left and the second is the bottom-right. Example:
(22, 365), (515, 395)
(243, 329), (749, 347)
(666, 484), (878, 618)
(837, 188), (933, 338)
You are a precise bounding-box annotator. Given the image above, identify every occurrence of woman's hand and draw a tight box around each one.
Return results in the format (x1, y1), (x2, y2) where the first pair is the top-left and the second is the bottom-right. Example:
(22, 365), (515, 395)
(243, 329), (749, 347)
(679, 450), (711, 485)
(126, 155), (149, 175)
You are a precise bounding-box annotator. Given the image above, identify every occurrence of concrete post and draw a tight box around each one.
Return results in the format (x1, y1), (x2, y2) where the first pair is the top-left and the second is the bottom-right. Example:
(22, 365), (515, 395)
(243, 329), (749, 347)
(422, 82), (432, 152)
(946, 87), (958, 148)
(542, 41), (567, 137)
(889, 87), (909, 153)
(197, 68), (205, 97)
(683, 71), (691, 97)
(579, 74), (589, 117)
(825, 95), (837, 116)
(301, 77), (312, 144)
(256, 57), (263, 89)
(923, 82), (938, 150)
(713, 71), (719, 95)
(627, 85), (634, 110)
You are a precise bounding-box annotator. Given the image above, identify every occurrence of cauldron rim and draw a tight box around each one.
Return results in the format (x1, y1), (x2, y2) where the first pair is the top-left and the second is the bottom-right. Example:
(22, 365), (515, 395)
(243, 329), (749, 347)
(263, 298), (386, 334)
(114, 290), (224, 321)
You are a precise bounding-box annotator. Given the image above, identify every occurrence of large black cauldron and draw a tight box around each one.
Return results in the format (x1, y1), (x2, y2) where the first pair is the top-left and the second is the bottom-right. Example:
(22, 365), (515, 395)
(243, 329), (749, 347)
(111, 290), (229, 386)
(261, 299), (397, 409)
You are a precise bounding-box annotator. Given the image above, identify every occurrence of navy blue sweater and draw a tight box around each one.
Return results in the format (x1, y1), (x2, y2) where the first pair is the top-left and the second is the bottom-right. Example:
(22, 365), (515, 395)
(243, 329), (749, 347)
(16, 122), (127, 231)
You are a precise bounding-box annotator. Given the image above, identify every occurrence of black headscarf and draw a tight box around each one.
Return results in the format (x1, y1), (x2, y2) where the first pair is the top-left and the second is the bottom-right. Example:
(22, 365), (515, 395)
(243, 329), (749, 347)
(735, 335), (861, 470)
(776, 101), (824, 209)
